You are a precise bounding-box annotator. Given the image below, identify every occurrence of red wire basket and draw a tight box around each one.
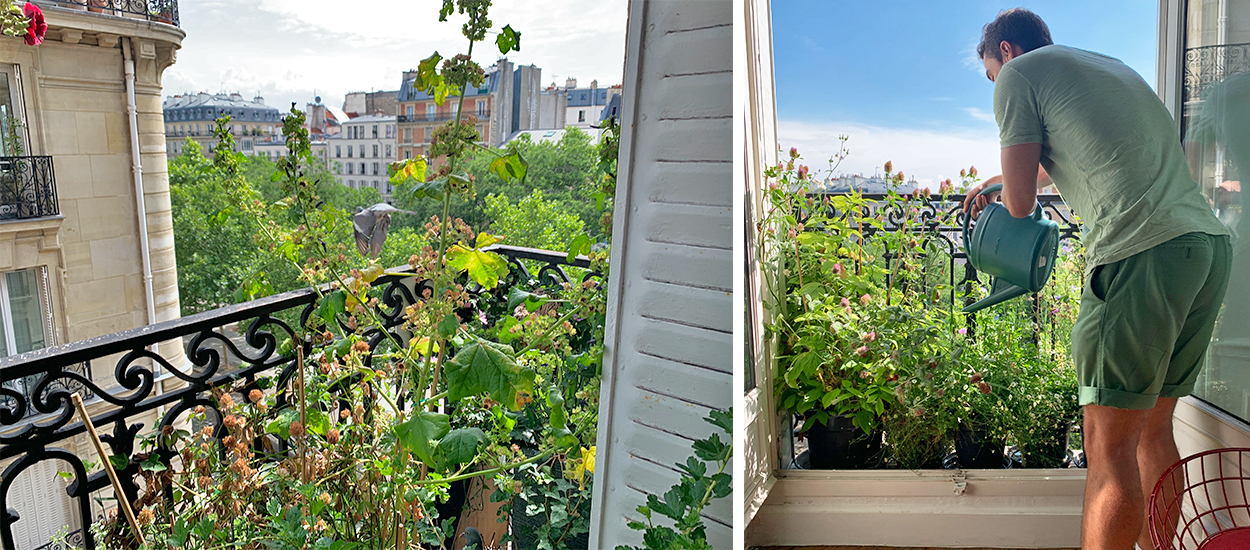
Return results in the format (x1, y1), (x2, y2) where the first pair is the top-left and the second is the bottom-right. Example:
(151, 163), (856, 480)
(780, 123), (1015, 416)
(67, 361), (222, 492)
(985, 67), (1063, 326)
(1149, 448), (1250, 550)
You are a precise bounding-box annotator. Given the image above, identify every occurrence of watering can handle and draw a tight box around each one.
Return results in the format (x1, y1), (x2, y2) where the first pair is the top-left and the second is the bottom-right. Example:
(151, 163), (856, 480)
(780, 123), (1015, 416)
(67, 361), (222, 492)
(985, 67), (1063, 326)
(962, 183), (1004, 249)
(960, 183), (1044, 245)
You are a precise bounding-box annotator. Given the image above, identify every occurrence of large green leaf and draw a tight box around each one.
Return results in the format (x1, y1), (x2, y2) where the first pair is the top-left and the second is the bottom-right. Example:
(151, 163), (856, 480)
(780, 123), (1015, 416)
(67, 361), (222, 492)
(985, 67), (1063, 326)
(395, 410), (451, 465)
(444, 339), (535, 410)
(488, 151), (528, 183)
(316, 291), (347, 326)
(414, 53), (443, 92)
(388, 158), (427, 186)
(438, 428), (487, 465)
(496, 24), (521, 54)
(446, 245), (509, 290)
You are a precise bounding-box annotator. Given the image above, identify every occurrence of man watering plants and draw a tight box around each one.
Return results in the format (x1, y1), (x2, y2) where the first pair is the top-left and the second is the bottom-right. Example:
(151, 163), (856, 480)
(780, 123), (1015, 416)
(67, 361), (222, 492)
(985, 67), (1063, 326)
(962, 8), (1232, 550)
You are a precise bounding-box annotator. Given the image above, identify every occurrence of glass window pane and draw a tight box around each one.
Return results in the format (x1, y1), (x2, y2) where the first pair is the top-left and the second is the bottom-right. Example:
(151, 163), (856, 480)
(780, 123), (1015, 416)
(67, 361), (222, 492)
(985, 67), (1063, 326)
(6, 270), (44, 354)
(1182, 1), (1250, 420)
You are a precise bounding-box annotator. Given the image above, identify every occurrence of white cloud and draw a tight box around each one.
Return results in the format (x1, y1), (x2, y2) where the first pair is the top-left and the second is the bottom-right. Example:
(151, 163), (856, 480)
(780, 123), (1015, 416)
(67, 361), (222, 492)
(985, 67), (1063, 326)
(169, 0), (627, 113)
(779, 119), (1002, 188)
(965, 107), (996, 123)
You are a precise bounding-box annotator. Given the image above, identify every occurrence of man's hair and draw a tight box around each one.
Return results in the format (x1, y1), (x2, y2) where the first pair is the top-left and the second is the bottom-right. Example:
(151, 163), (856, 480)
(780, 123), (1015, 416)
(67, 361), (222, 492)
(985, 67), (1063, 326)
(977, 8), (1053, 62)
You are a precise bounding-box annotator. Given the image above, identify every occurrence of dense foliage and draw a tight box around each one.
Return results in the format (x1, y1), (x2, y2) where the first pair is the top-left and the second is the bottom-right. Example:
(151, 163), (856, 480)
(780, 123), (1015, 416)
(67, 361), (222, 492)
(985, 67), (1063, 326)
(104, 3), (612, 549)
(764, 149), (1083, 470)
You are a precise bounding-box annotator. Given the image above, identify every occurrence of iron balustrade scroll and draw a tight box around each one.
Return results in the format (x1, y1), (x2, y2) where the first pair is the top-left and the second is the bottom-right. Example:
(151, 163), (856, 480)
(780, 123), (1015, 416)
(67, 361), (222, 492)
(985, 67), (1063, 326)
(800, 191), (1083, 312)
(1183, 42), (1250, 103)
(0, 157), (58, 221)
(0, 244), (594, 550)
(37, 0), (179, 26)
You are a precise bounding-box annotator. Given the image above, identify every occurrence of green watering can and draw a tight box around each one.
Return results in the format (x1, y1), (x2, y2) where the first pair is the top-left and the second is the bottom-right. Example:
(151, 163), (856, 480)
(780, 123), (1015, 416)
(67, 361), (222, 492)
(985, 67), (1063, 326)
(961, 183), (1060, 313)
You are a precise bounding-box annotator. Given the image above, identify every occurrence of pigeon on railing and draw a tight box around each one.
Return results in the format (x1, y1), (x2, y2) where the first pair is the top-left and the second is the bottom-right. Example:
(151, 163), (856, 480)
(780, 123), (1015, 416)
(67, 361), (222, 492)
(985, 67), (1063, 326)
(461, 526), (487, 550)
(352, 203), (420, 259)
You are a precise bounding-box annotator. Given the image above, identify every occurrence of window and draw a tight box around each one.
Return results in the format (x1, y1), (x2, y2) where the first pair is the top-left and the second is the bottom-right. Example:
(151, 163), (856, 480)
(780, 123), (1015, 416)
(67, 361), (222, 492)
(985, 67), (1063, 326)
(0, 269), (48, 357)
(405, 150), (412, 159)
(372, 125), (378, 138)
(347, 146), (353, 158)
(427, 103), (437, 117)
(386, 145), (392, 157)
(359, 162), (365, 175)
(373, 144), (378, 157)
(348, 179), (354, 188)
(336, 146), (341, 158)
(404, 128), (412, 144)
(347, 163), (353, 175)
(406, 105), (415, 117)
(359, 145), (365, 157)
(372, 162), (379, 175)
(477, 100), (486, 115)
(578, 110), (585, 122)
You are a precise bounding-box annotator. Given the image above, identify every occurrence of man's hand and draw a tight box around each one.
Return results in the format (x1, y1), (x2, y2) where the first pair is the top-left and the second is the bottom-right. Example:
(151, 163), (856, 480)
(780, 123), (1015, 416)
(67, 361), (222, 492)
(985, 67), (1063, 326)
(962, 175), (1003, 220)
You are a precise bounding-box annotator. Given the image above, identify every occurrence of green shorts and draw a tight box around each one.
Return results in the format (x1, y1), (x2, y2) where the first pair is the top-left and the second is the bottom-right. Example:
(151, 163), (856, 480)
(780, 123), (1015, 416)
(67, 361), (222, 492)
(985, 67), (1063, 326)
(1072, 232), (1232, 410)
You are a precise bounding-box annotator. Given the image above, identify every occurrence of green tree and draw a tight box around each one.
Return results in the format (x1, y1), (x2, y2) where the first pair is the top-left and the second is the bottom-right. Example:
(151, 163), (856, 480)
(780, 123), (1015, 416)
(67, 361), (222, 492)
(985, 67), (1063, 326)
(483, 189), (586, 250)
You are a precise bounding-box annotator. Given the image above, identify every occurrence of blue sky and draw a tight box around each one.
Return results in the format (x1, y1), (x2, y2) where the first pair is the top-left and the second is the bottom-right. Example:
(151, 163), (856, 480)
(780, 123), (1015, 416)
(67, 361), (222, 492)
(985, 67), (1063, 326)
(772, 1), (1159, 186)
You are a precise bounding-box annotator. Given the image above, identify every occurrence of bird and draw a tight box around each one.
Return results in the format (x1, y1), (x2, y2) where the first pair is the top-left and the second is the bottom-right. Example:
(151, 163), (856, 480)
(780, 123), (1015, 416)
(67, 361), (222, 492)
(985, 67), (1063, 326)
(352, 203), (419, 259)
(461, 526), (484, 550)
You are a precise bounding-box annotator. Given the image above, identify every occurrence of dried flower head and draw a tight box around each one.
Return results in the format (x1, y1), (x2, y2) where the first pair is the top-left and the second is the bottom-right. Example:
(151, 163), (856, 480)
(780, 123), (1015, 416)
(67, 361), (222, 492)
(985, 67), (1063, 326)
(248, 389), (263, 403)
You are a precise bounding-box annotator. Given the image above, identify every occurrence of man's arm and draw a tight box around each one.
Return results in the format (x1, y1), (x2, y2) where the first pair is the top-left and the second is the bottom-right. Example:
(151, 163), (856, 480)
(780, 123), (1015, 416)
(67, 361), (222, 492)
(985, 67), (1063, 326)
(963, 156), (1049, 218)
(1000, 142), (1043, 218)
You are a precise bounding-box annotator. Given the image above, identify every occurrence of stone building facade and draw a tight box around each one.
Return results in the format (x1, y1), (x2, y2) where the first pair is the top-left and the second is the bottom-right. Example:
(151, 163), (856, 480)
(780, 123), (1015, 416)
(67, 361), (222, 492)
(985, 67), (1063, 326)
(328, 114), (396, 198)
(0, 3), (184, 547)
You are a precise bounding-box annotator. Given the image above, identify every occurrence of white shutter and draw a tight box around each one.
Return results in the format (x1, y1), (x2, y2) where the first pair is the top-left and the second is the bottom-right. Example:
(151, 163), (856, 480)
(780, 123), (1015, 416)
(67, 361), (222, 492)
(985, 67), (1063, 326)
(10, 459), (78, 549)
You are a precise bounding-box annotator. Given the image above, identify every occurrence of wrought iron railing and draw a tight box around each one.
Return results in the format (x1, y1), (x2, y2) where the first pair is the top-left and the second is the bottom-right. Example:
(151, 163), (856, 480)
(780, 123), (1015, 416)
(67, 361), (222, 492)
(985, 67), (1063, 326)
(397, 110), (489, 124)
(0, 156), (58, 221)
(38, 0), (180, 26)
(0, 362), (93, 422)
(1183, 42), (1250, 103)
(0, 245), (593, 550)
(801, 191), (1081, 304)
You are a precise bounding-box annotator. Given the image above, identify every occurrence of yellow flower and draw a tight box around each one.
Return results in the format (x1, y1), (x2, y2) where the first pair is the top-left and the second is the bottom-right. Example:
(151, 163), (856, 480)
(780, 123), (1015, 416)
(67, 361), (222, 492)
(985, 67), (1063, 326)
(567, 446), (597, 489)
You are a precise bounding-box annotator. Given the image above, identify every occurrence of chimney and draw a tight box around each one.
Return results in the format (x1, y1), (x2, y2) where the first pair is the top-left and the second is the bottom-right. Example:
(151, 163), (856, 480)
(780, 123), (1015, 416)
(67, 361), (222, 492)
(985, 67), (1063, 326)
(403, 70), (419, 82)
(229, 92), (243, 101)
(565, 77), (577, 89)
(253, 94), (264, 105)
(590, 79), (598, 89)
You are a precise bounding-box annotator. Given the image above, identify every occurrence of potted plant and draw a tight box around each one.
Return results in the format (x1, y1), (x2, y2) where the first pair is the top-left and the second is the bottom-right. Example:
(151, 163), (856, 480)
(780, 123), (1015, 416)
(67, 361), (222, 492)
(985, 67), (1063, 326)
(88, 0), (110, 14)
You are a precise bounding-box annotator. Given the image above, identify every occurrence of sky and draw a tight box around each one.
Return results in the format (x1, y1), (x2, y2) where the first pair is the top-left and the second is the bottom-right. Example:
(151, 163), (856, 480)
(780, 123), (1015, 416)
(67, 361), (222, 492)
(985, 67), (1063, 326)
(167, 0), (628, 115)
(772, 0), (1160, 188)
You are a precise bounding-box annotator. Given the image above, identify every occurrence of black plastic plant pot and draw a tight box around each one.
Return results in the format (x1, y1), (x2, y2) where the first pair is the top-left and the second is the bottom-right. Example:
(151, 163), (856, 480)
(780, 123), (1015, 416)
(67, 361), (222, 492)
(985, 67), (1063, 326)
(954, 423), (1005, 469)
(807, 414), (883, 469)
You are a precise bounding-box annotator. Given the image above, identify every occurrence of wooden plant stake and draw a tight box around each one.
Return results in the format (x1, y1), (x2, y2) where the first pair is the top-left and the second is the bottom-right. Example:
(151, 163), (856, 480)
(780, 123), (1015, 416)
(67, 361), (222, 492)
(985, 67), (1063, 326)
(70, 392), (146, 547)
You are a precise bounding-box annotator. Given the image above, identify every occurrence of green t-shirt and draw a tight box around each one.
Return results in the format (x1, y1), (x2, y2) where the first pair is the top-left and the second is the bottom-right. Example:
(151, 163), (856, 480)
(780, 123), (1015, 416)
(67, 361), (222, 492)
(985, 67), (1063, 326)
(994, 45), (1228, 271)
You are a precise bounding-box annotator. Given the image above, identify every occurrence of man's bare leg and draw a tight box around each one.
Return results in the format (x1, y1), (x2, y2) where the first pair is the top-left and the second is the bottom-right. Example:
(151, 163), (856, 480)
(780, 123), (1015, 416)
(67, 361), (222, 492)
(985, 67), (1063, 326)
(1083, 403), (1151, 550)
(1136, 397), (1182, 550)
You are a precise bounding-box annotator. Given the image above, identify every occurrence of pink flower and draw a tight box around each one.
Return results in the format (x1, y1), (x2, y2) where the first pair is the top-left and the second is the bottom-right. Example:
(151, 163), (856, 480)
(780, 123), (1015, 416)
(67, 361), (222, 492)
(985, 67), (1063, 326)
(958, 327), (967, 335)
(863, 331), (876, 342)
(23, 3), (45, 46)
(786, 228), (796, 239)
(859, 369), (871, 378)
(768, 180), (778, 190)
(969, 165), (978, 177)
(789, 147), (799, 159)
(856, 346), (869, 357)
(959, 168), (967, 178)
(939, 179), (953, 193)
(796, 223), (805, 231)
(859, 293), (871, 306)
(798, 165), (809, 180)
(840, 297), (850, 307)
(786, 160), (794, 172)
(832, 263), (843, 276)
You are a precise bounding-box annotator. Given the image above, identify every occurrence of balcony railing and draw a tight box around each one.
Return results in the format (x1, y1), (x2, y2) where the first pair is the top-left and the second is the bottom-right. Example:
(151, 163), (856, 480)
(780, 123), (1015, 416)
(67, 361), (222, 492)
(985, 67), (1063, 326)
(0, 156), (59, 221)
(0, 245), (593, 550)
(1183, 42), (1250, 102)
(397, 110), (489, 124)
(39, 0), (180, 26)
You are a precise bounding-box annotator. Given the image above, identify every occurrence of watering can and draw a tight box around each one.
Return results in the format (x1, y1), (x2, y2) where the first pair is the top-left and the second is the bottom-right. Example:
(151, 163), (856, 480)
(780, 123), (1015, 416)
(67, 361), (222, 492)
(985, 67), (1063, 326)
(961, 183), (1060, 313)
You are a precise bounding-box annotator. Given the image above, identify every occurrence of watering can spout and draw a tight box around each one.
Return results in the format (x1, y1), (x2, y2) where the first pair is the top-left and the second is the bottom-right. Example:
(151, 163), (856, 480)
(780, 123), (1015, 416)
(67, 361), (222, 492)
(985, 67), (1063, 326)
(963, 277), (1032, 313)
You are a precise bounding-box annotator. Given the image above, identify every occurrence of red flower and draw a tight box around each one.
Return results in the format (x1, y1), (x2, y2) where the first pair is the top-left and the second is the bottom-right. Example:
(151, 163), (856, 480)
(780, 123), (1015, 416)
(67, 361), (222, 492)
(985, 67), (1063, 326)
(23, 3), (46, 46)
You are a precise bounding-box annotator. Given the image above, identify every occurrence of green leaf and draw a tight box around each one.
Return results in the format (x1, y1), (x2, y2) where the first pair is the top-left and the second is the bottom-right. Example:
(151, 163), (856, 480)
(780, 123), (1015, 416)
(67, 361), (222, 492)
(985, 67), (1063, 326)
(546, 386), (567, 429)
(437, 313), (460, 339)
(389, 158), (427, 186)
(445, 339), (535, 410)
(438, 0), (454, 21)
(266, 409), (299, 439)
(316, 291), (348, 326)
(507, 288), (548, 312)
(434, 81), (458, 107)
(496, 316), (522, 344)
(438, 428), (488, 465)
(108, 454), (128, 470)
(446, 245), (509, 289)
(395, 410), (451, 465)
(692, 433), (729, 463)
(305, 408), (330, 436)
(567, 234), (591, 263)
(488, 151), (528, 183)
(475, 232), (504, 249)
(705, 409), (731, 433)
(415, 52), (443, 92)
(496, 24), (522, 54)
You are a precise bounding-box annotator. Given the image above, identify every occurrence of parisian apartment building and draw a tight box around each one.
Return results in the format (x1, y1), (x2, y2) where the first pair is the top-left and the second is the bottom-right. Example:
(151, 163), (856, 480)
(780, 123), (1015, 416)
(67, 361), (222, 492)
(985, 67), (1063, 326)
(327, 114), (397, 198)
(162, 92), (281, 158)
